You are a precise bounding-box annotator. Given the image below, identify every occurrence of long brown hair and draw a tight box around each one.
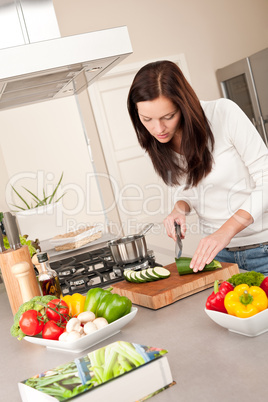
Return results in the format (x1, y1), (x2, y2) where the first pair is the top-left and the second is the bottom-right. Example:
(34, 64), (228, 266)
(127, 60), (214, 187)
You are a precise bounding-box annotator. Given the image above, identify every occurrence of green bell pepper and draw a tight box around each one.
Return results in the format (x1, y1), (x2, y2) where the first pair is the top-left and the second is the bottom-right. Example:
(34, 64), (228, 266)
(83, 287), (132, 323)
(95, 293), (132, 323)
(83, 287), (113, 314)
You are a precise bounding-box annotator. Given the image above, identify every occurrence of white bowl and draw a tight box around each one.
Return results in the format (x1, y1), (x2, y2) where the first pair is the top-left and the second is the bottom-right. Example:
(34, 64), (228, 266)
(205, 308), (268, 337)
(24, 307), (138, 352)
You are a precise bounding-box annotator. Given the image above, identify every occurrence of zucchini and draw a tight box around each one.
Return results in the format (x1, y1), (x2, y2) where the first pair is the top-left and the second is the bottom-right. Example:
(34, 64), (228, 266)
(145, 268), (159, 281)
(124, 269), (133, 281)
(140, 269), (154, 282)
(124, 270), (136, 283)
(123, 269), (131, 280)
(134, 271), (147, 283)
(152, 266), (171, 279)
(124, 267), (171, 283)
(129, 271), (140, 283)
(175, 257), (222, 276)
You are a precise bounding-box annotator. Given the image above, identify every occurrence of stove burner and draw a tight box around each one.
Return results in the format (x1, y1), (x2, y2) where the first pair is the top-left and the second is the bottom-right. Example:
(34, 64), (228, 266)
(57, 266), (77, 277)
(49, 246), (161, 296)
(103, 255), (113, 262)
(69, 275), (90, 287)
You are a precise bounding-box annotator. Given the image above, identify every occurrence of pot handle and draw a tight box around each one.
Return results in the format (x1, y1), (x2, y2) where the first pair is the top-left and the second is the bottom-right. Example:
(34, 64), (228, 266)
(138, 223), (154, 236)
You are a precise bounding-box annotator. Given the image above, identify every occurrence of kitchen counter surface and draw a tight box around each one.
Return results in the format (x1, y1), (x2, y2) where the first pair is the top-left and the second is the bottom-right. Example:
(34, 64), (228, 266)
(1, 283), (268, 402)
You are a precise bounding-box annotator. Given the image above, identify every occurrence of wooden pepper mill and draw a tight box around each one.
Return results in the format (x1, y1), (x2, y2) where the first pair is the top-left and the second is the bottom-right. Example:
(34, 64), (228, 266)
(0, 212), (41, 315)
(12, 261), (38, 303)
(0, 245), (41, 315)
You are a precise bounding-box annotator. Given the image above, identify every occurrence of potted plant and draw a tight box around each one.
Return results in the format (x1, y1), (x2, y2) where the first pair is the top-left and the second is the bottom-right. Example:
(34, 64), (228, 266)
(11, 173), (66, 242)
(11, 172), (65, 211)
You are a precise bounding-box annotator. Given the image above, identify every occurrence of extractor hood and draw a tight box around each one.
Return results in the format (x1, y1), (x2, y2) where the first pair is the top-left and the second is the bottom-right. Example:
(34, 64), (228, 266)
(0, 0), (132, 111)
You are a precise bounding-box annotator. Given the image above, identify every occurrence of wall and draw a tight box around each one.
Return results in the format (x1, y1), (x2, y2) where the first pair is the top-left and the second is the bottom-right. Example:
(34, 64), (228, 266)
(0, 96), (107, 238)
(0, 146), (9, 211)
(52, 0), (268, 261)
(0, 0), (267, 256)
(53, 0), (268, 99)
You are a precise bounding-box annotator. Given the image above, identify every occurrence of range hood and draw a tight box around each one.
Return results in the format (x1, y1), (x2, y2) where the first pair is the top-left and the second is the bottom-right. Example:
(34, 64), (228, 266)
(0, 0), (132, 110)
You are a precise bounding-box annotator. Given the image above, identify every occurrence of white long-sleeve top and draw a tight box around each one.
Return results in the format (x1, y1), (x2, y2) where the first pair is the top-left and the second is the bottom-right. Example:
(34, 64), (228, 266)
(176, 98), (268, 247)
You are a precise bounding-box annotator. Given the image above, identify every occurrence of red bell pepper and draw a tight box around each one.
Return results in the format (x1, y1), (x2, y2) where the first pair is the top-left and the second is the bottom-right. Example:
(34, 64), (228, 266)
(260, 277), (268, 298)
(206, 280), (234, 313)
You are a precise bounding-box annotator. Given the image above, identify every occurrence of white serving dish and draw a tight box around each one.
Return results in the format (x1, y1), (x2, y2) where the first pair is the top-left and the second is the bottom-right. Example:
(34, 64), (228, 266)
(49, 225), (102, 246)
(205, 307), (268, 337)
(24, 307), (138, 353)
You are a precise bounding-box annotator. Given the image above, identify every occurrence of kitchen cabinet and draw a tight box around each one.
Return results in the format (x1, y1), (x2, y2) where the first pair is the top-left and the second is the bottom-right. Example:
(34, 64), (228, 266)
(1, 283), (268, 402)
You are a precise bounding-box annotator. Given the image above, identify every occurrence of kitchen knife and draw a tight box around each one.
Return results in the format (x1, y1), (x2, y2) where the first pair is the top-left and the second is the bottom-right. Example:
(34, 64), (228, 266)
(174, 222), (182, 259)
(3, 212), (21, 250)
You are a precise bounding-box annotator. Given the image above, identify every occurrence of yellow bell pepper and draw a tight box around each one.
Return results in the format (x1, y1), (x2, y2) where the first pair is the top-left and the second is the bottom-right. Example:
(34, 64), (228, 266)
(62, 293), (86, 317)
(224, 284), (268, 318)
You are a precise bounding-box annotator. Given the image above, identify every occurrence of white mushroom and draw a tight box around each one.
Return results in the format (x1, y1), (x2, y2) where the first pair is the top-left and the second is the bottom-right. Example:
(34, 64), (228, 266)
(58, 332), (69, 342)
(66, 317), (81, 333)
(65, 330), (82, 341)
(83, 321), (98, 335)
(77, 311), (96, 324)
(76, 325), (84, 335)
(93, 317), (109, 329)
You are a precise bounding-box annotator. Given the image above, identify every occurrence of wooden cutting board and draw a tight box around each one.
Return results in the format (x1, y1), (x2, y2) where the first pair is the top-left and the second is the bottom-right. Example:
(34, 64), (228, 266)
(111, 262), (239, 310)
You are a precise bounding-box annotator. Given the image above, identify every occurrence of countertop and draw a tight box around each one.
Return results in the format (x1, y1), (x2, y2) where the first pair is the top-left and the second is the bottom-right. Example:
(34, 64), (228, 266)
(1, 283), (268, 402)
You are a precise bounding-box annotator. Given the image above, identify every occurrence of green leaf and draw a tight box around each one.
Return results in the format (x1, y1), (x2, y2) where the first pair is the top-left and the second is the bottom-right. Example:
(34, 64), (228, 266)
(22, 187), (43, 206)
(48, 172), (64, 204)
(55, 193), (66, 203)
(11, 185), (31, 209)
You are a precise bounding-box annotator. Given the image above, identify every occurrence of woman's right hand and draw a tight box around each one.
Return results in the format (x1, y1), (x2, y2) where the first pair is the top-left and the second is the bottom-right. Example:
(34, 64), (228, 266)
(164, 201), (190, 241)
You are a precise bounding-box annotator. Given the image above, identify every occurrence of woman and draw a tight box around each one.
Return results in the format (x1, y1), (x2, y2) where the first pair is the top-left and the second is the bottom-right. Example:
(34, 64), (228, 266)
(127, 60), (268, 274)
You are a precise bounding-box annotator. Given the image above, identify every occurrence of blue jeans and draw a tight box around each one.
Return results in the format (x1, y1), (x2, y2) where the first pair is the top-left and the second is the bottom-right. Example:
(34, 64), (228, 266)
(216, 244), (268, 276)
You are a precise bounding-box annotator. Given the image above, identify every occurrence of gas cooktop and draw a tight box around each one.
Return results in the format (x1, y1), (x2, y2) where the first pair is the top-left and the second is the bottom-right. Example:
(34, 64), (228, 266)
(49, 246), (161, 296)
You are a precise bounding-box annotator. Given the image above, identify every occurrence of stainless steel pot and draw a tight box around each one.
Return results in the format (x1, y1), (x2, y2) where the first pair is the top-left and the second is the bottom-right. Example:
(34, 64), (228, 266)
(108, 223), (153, 264)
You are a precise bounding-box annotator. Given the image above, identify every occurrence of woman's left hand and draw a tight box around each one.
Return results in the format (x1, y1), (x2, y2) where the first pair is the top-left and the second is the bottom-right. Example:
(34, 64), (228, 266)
(190, 232), (231, 272)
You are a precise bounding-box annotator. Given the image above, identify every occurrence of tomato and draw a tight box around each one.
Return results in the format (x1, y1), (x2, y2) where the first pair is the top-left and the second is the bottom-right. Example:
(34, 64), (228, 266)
(46, 299), (69, 322)
(19, 310), (44, 336)
(42, 320), (65, 340)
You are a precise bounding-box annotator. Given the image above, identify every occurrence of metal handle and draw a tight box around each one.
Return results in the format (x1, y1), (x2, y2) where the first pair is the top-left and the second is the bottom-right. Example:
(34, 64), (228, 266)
(138, 223), (154, 236)
(174, 222), (181, 238)
(3, 212), (21, 250)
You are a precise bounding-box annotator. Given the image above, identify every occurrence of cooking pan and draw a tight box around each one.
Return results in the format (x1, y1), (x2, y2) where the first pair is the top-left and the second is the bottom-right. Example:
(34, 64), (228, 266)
(108, 223), (154, 264)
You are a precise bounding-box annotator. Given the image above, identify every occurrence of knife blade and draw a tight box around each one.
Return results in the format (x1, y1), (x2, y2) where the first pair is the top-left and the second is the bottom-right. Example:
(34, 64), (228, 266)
(174, 222), (182, 259)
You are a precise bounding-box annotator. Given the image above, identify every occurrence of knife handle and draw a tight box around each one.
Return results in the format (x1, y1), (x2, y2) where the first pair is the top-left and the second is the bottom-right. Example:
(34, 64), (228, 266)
(0, 227), (6, 252)
(3, 212), (21, 250)
(174, 222), (181, 238)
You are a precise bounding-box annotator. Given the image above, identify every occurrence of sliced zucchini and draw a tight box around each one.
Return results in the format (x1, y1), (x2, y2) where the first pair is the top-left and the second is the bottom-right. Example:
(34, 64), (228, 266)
(124, 269), (132, 280)
(152, 266), (171, 279)
(134, 271), (147, 283)
(124, 269), (135, 282)
(129, 271), (140, 283)
(145, 268), (159, 281)
(140, 270), (153, 282)
(124, 267), (171, 283)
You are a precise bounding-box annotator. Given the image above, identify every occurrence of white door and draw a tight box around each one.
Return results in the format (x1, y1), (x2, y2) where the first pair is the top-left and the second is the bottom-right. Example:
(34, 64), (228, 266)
(88, 55), (202, 264)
